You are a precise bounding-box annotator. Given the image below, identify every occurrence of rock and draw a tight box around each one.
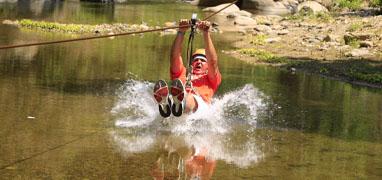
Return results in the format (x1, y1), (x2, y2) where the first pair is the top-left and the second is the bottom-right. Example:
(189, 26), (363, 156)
(139, 24), (149, 30)
(164, 22), (176, 27)
(303, 36), (320, 44)
(265, 37), (281, 43)
(238, 29), (247, 35)
(203, 3), (240, 14)
(254, 16), (273, 26)
(161, 29), (177, 36)
(226, 14), (236, 18)
(2, 20), (18, 26)
(196, 0), (235, 6)
(227, 10), (252, 19)
(344, 33), (373, 45)
(253, 25), (272, 34)
(234, 16), (257, 26)
(346, 49), (370, 57)
(297, 1), (328, 14)
(351, 33), (373, 41)
(272, 24), (283, 30)
(277, 29), (289, 35)
(237, 10), (252, 17)
(323, 34), (333, 42)
(107, 32), (115, 39)
(359, 41), (373, 48)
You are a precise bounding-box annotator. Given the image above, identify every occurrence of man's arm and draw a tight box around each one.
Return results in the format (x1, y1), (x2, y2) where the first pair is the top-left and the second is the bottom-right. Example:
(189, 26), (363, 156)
(199, 21), (220, 82)
(170, 19), (189, 75)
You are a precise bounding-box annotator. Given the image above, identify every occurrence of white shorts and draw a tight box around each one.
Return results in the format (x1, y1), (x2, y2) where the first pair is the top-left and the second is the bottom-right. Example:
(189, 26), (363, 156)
(192, 94), (209, 113)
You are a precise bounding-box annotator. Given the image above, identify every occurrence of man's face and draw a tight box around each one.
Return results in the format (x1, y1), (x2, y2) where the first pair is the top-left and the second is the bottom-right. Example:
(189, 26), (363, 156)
(191, 58), (208, 75)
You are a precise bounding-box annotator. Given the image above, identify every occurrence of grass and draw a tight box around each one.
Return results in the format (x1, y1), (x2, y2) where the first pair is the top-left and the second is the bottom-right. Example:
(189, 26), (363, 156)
(348, 39), (360, 48)
(336, 0), (363, 10)
(347, 23), (362, 32)
(238, 48), (288, 64)
(250, 34), (267, 45)
(284, 12), (333, 23)
(344, 35), (360, 48)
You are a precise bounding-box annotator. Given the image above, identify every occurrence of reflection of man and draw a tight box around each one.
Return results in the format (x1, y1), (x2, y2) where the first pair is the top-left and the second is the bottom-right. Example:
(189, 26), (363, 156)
(151, 139), (216, 180)
(185, 147), (216, 180)
(153, 19), (222, 118)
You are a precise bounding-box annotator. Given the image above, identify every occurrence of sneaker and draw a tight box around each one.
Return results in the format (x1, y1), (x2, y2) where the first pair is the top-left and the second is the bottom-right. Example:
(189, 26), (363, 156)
(170, 79), (185, 117)
(153, 80), (171, 118)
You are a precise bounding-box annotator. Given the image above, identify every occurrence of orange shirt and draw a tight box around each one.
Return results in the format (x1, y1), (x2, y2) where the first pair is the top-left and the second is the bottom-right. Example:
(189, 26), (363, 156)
(170, 66), (221, 103)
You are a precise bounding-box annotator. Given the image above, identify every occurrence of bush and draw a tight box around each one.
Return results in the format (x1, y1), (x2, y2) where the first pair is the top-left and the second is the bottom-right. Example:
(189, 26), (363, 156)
(238, 49), (288, 64)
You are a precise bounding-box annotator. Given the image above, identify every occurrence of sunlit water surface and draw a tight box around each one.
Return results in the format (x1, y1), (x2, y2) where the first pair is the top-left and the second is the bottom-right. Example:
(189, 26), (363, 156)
(0, 0), (381, 179)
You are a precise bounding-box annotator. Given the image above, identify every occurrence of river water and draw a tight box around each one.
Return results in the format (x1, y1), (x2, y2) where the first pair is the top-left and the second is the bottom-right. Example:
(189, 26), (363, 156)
(0, 0), (381, 179)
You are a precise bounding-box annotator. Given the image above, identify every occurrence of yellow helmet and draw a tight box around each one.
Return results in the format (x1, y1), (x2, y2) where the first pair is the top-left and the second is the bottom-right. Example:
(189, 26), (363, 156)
(192, 49), (207, 62)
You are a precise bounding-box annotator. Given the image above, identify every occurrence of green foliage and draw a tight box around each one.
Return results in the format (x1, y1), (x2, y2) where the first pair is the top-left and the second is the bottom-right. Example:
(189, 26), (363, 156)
(347, 23), (362, 32)
(238, 49), (287, 63)
(346, 68), (382, 84)
(250, 34), (267, 45)
(344, 35), (360, 48)
(336, 0), (363, 10)
(370, 0), (382, 7)
(319, 67), (329, 74)
(19, 19), (94, 33)
(284, 12), (332, 23)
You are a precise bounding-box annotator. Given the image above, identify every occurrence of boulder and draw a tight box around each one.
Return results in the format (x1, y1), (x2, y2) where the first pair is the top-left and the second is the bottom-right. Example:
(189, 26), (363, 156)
(241, 0), (293, 15)
(234, 16), (257, 26)
(203, 3), (240, 14)
(359, 41), (373, 48)
(237, 10), (253, 17)
(277, 29), (289, 35)
(265, 37), (281, 43)
(227, 10), (252, 19)
(2, 20), (19, 26)
(196, 0), (235, 6)
(253, 25), (273, 34)
(346, 49), (370, 57)
(164, 22), (176, 27)
(297, 1), (328, 14)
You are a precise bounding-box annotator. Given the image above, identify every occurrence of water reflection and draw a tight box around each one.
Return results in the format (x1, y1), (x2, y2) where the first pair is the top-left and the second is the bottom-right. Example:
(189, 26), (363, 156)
(0, 0), (62, 19)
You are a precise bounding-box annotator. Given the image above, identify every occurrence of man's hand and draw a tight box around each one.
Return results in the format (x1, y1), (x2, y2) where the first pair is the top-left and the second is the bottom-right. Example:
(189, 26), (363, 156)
(178, 19), (189, 33)
(197, 21), (211, 32)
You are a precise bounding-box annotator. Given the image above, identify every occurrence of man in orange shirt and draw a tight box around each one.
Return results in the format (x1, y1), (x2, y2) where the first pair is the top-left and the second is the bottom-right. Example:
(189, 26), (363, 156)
(153, 19), (221, 118)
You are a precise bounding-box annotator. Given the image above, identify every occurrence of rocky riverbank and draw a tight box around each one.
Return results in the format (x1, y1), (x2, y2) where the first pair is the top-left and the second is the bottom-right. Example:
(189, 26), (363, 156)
(203, 2), (382, 88)
(2, 19), (182, 36)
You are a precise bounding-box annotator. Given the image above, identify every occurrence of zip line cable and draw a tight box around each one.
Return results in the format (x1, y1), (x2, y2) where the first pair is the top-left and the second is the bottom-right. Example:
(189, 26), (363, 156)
(0, 0), (237, 50)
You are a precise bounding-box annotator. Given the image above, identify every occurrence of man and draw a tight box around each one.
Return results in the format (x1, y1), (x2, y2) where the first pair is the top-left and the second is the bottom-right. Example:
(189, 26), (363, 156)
(153, 19), (221, 118)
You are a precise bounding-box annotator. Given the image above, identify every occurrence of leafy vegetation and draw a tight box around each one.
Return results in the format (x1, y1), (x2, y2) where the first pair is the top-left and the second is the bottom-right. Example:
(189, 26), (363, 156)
(336, 0), (363, 10)
(19, 19), (94, 33)
(250, 34), (267, 45)
(370, 0), (382, 7)
(284, 12), (333, 23)
(238, 49), (288, 64)
(347, 23), (362, 32)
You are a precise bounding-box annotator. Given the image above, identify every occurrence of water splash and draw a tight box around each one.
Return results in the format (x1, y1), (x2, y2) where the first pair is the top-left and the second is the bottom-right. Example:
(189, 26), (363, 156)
(110, 80), (269, 167)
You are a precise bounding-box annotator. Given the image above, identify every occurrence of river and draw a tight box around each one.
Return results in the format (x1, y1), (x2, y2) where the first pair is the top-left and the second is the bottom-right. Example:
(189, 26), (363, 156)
(0, 0), (381, 179)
